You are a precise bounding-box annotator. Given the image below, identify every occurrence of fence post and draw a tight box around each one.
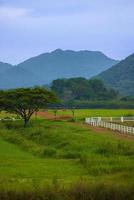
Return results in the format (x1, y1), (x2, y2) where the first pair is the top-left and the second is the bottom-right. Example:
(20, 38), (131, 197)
(121, 117), (124, 122)
(85, 116), (134, 135)
(98, 117), (101, 122)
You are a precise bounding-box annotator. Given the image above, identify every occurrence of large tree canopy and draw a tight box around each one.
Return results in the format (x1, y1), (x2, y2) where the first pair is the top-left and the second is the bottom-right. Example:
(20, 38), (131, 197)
(0, 87), (58, 127)
(51, 78), (119, 101)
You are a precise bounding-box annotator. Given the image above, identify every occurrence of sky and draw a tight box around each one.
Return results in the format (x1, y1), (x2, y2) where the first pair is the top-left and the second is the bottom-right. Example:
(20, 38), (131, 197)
(0, 0), (134, 64)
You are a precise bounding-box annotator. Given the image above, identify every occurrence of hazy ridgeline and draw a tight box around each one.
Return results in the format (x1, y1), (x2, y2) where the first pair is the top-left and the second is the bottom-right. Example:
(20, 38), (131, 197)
(0, 50), (118, 89)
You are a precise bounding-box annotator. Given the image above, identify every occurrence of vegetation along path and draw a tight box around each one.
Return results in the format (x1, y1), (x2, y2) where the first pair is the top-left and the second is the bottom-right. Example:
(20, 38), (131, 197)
(37, 111), (134, 141)
(0, 110), (134, 193)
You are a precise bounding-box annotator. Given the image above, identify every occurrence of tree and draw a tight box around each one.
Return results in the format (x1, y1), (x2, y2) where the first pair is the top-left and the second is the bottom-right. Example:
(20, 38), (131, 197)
(0, 87), (58, 127)
(53, 109), (58, 119)
(71, 108), (75, 119)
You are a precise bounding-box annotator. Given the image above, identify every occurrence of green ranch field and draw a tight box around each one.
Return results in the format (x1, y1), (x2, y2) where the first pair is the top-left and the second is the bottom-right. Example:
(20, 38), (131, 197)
(1, 109), (134, 120)
(0, 109), (134, 198)
(48, 109), (134, 120)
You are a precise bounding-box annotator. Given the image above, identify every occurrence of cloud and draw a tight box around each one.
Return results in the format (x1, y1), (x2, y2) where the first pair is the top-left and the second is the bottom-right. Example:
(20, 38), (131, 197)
(1, 0), (134, 19)
(0, 6), (32, 19)
(0, 0), (134, 63)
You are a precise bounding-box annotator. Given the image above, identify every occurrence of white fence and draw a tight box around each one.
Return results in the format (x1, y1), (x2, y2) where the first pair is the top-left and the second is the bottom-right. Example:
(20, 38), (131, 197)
(0, 118), (21, 121)
(85, 117), (134, 135)
(86, 116), (134, 122)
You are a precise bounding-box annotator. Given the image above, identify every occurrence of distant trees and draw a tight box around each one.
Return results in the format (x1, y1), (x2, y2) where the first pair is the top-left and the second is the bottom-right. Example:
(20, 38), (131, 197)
(0, 87), (58, 127)
(51, 78), (119, 101)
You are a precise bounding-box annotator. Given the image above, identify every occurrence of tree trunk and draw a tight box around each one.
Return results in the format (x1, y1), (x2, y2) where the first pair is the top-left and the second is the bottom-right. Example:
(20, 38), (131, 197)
(24, 118), (29, 128)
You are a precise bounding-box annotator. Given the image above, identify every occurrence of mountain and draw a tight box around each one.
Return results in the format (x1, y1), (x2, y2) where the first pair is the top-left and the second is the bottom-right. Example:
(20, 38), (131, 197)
(18, 49), (118, 83)
(0, 62), (12, 74)
(0, 67), (39, 89)
(96, 54), (134, 96)
(0, 49), (119, 89)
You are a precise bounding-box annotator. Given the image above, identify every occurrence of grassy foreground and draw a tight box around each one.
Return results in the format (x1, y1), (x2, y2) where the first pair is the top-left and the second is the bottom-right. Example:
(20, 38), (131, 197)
(0, 119), (134, 190)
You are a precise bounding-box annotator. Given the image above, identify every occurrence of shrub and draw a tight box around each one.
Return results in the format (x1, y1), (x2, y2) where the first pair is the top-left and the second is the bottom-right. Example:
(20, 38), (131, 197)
(43, 147), (57, 157)
(61, 151), (81, 159)
(94, 142), (115, 155)
(117, 142), (134, 156)
(67, 118), (76, 122)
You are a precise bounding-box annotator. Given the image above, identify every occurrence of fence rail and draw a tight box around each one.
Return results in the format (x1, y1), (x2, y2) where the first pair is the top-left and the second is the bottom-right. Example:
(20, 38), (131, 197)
(86, 116), (134, 122)
(0, 118), (21, 121)
(85, 117), (134, 135)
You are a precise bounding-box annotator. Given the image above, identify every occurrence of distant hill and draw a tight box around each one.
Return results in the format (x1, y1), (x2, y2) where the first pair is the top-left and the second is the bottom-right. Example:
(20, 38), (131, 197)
(0, 49), (118, 89)
(96, 54), (134, 96)
(18, 49), (118, 83)
(0, 62), (12, 74)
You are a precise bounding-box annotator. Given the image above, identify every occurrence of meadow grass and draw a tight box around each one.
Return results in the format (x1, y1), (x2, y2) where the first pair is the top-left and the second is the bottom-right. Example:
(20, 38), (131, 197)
(0, 118), (134, 193)
(48, 109), (134, 120)
(1, 109), (134, 120)
(0, 137), (86, 190)
(114, 121), (134, 127)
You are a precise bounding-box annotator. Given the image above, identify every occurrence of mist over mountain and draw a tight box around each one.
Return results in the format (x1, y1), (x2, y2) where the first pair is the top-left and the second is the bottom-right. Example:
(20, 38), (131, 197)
(97, 54), (134, 96)
(0, 49), (118, 89)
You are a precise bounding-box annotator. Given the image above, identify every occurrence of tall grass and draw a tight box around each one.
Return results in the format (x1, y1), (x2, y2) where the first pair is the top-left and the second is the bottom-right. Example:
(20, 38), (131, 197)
(0, 182), (134, 200)
(0, 119), (134, 195)
(1, 120), (134, 159)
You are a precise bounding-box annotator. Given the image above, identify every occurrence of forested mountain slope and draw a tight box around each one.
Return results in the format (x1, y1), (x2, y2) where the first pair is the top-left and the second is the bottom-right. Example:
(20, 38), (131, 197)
(97, 54), (134, 96)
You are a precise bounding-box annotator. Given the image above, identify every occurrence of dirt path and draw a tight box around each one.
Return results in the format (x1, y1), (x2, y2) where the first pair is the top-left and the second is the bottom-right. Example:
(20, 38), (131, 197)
(37, 111), (134, 141)
(37, 111), (72, 120)
(37, 111), (54, 119)
(74, 122), (134, 141)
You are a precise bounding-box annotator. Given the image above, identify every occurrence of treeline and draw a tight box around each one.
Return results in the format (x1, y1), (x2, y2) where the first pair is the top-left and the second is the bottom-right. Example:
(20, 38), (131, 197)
(51, 78), (119, 101)
(50, 78), (134, 108)
(49, 100), (134, 109)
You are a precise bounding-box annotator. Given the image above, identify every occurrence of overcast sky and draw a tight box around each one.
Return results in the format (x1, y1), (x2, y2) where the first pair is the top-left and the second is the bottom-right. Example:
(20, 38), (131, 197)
(0, 0), (134, 64)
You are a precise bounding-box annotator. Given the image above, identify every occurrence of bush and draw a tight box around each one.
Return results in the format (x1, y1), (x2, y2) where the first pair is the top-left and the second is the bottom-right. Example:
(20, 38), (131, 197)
(67, 118), (76, 122)
(43, 147), (57, 157)
(94, 142), (115, 155)
(117, 142), (134, 156)
(61, 151), (81, 159)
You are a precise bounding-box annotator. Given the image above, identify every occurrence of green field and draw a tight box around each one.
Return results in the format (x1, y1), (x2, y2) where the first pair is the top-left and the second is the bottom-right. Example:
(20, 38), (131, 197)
(0, 117), (134, 192)
(48, 109), (134, 120)
(1, 109), (134, 120)
(0, 111), (16, 118)
(0, 138), (86, 190)
(0, 109), (134, 198)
